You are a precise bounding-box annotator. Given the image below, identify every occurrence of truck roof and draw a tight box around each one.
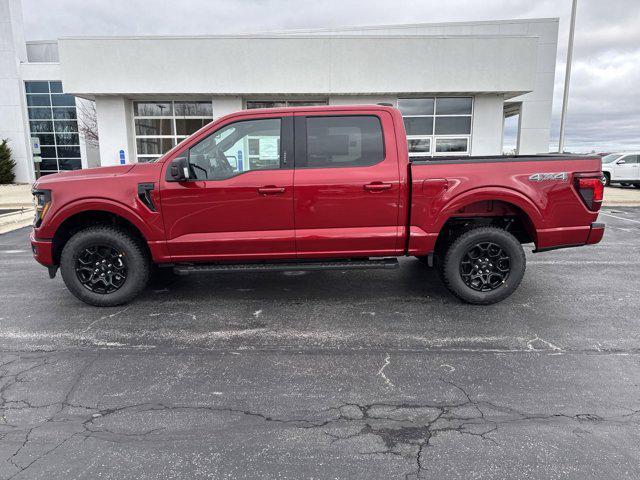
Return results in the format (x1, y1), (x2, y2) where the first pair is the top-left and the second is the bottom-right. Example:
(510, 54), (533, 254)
(224, 104), (399, 117)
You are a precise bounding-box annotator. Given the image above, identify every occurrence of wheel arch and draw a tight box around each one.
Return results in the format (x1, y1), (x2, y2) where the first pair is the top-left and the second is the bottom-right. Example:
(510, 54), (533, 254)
(51, 204), (152, 266)
(431, 188), (542, 256)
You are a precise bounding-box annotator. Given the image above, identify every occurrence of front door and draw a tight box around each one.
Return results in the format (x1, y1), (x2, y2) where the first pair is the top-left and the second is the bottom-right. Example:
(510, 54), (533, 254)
(293, 111), (402, 258)
(160, 114), (295, 262)
(612, 154), (640, 181)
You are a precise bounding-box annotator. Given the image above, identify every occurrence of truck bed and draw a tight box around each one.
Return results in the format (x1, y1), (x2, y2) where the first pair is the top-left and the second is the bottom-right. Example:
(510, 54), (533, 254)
(407, 154), (603, 254)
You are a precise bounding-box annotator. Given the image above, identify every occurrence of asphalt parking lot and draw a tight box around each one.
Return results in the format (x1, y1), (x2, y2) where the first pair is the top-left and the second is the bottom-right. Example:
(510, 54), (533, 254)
(0, 207), (639, 479)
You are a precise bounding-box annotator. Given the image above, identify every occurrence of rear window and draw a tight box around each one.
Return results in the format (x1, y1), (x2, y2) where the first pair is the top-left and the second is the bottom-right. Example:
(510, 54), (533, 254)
(303, 116), (384, 168)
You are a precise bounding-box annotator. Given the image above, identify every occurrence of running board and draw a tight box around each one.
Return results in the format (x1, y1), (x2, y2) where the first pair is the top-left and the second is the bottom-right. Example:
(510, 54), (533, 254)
(173, 258), (399, 276)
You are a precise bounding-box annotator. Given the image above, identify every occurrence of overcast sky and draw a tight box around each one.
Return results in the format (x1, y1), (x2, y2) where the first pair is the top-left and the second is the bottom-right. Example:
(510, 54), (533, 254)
(22, 0), (640, 153)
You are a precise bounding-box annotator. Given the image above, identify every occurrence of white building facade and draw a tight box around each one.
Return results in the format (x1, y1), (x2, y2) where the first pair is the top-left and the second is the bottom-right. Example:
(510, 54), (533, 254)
(1, 0), (558, 183)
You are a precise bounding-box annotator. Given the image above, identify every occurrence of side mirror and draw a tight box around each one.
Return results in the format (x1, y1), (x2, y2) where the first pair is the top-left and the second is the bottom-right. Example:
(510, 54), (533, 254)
(168, 156), (189, 182)
(616, 159), (626, 164)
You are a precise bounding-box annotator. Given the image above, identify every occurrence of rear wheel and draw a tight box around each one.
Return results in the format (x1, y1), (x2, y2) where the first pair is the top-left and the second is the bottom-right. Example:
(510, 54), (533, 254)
(442, 227), (526, 305)
(621, 182), (632, 187)
(634, 183), (640, 189)
(60, 226), (150, 306)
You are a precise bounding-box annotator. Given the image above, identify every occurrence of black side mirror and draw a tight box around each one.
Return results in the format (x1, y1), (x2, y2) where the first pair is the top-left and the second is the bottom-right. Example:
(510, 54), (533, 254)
(616, 159), (626, 165)
(168, 156), (189, 182)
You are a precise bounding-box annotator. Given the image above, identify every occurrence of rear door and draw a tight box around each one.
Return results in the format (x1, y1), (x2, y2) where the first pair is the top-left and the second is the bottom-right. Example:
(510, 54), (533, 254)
(293, 110), (402, 258)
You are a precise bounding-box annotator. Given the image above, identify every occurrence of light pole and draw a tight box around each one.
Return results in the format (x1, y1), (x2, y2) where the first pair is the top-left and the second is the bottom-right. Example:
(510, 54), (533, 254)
(558, 0), (578, 153)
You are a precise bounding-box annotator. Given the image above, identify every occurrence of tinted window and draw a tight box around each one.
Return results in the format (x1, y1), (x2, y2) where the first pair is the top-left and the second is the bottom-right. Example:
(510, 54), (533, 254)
(623, 155), (639, 164)
(304, 116), (384, 168)
(403, 117), (433, 136)
(398, 98), (434, 116)
(434, 117), (471, 135)
(188, 118), (281, 180)
(436, 97), (473, 115)
(435, 138), (468, 153)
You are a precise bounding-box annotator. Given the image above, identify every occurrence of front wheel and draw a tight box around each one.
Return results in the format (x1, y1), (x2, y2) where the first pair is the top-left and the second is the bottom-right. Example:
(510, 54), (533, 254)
(60, 226), (150, 306)
(603, 173), (611, 186)
(442, 227), (526, 305)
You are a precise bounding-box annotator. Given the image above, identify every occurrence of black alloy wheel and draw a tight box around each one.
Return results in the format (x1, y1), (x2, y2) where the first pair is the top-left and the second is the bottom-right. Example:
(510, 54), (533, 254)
(75, 245), (128, 294)
(60, 226), (150, 306)
(441, 226), (525, 305)
(460, 242), (510, 292)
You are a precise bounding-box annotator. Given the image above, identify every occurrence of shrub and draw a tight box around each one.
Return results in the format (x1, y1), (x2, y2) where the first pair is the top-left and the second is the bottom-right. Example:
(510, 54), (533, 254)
(0, 139), (16, 184)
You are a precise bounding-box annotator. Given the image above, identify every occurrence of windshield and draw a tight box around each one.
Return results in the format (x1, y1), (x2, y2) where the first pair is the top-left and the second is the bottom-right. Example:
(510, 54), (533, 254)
(601, 154), (622, 163)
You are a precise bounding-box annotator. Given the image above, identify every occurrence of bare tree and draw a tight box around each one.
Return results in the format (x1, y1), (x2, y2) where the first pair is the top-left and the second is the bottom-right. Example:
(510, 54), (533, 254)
(77, 99), (99, 148)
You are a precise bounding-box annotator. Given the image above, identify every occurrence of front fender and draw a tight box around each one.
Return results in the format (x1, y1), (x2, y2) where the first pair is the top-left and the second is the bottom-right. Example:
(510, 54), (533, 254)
(43, 198), (163, 242)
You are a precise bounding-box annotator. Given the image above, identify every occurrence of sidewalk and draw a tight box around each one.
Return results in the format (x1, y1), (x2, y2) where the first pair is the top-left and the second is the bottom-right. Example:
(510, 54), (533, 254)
(0, 184), (34, 234)
(602, 185), (640, 206)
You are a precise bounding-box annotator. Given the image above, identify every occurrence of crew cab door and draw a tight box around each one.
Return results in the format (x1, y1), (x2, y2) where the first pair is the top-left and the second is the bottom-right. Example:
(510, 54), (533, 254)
(611, 154), (640, 181)
(293, 110), (402, 258)
(160, 114), (295, 261)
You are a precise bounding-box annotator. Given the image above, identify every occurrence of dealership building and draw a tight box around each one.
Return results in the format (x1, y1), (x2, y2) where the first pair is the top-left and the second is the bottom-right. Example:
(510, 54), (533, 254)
(1, 0), (559, 183)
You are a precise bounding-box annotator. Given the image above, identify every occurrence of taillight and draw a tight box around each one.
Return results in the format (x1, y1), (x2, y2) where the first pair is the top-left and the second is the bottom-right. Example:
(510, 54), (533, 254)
(574, 176), (603, 211)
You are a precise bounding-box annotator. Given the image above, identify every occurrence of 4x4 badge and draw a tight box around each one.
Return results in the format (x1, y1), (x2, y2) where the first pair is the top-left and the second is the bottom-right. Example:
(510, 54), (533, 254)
(528, 172), (568, 182)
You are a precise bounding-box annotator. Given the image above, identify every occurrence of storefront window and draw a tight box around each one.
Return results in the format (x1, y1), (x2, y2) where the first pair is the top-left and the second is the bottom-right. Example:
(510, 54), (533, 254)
(398, 97), (473, 158)
(25, 81), (81, 175)
(133, 101), (214, 162)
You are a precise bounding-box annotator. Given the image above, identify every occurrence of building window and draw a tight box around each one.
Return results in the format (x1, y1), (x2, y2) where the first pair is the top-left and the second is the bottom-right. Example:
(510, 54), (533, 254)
(25, 81), (81, 175)
(133, 101), (213, 162)
(245, 100), (328, 109)
(398, 97), (473, 158)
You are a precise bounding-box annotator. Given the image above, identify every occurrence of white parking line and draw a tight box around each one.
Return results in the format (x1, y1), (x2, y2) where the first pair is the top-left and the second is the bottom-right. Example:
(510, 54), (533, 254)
(1, 250), (26, 254)
(600, 212), (640, 224)
(529, 260), (637, 265)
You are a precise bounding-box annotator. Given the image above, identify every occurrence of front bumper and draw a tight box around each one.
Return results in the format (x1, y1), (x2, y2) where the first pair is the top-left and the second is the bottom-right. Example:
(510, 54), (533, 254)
(30, 230), (54, 266)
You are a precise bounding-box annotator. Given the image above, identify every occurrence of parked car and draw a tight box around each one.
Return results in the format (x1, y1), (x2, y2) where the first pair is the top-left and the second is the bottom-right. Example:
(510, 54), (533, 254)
(601, 152), (640, 187)
(30, 105), (605, 306)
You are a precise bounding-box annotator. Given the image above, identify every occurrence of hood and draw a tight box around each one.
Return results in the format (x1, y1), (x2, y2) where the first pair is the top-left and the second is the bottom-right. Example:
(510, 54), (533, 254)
(34, 164), (136, 188)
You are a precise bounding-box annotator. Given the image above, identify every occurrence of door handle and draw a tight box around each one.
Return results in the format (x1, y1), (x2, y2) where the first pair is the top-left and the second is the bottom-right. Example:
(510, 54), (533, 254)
(258, 186), (285, 195)
(364, 182), (392, 192)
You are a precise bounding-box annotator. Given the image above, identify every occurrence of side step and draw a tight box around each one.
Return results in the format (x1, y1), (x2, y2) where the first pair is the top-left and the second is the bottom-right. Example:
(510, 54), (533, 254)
(173, 258), (399, 276)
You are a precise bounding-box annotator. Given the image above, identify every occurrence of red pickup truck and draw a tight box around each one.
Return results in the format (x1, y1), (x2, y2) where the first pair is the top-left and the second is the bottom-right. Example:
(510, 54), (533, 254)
(30, 105), (604, 306)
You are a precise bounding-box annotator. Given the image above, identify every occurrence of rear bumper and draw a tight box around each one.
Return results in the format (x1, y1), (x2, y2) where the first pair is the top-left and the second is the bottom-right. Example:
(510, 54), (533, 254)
(30, 230), (54, 266)
(534, 222), (605, 252)
(586, 222), (605, 245)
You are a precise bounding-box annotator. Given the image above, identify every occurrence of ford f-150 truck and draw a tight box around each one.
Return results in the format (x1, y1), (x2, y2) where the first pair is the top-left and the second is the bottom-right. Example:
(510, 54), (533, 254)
(30, 105), (605, 306)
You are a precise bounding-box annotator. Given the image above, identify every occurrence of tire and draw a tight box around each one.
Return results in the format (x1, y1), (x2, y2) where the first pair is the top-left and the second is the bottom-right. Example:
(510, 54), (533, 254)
(60, 226), (150, 306)
(441, 227), (526, 305)
(603, 173), (611, 186)
(621, 182), (631, 187)
(634, 183), (640, 189)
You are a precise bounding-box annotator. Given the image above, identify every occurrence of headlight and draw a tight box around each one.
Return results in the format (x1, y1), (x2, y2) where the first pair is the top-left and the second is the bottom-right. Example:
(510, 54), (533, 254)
(32, 189), (51, 227)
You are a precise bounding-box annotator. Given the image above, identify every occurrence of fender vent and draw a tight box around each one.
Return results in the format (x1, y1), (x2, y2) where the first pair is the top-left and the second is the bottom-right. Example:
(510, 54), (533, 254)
(137, 183), (156, 212)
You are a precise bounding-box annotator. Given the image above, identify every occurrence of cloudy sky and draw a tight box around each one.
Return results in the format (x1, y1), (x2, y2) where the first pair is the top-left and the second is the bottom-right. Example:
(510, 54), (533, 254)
(22, 0), (640, 153)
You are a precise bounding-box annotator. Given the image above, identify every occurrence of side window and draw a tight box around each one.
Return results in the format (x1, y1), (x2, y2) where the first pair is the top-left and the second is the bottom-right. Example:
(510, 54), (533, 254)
(625, 155), (639, 164)
(303, 116), (384, 168)
(187, 118), (281, 180)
